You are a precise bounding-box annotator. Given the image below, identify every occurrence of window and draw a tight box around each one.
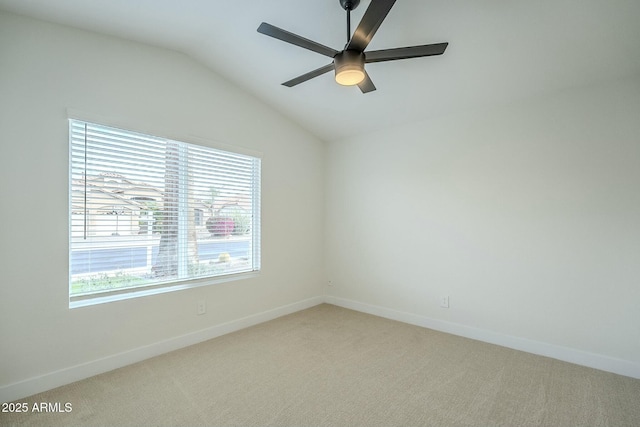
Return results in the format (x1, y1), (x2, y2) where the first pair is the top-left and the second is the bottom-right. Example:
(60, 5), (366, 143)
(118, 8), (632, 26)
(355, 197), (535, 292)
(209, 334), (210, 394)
(69, 119), (261, 307)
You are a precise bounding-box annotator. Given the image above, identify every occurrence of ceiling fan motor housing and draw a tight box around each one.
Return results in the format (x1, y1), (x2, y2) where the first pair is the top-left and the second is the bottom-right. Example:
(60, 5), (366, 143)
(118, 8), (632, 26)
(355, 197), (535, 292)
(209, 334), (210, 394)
(334, 50), (365, 85)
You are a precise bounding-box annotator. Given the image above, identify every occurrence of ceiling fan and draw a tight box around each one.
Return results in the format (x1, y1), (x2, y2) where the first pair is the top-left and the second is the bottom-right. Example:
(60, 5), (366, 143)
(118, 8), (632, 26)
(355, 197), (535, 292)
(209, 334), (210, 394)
(257, 0), (448, 93)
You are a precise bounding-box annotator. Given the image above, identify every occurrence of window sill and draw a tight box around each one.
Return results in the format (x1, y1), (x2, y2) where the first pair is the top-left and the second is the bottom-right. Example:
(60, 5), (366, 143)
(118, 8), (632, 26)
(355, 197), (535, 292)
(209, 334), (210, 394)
(69, 271), (260, 309)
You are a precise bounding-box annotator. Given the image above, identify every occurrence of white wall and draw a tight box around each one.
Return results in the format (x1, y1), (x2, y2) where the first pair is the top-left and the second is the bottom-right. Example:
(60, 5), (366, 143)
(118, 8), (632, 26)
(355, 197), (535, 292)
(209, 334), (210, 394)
(0, 11), (325, 398)
(326, 74), (640, 374)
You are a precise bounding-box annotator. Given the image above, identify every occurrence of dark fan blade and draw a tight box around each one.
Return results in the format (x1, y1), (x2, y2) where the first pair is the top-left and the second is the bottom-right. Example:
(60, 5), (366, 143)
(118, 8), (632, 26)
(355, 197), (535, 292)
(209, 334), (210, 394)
(357, 71), (376, 93)
(282, 63), (335, 87)
(365, 43), (448, 63)
(258, 22), (338, 58)
(347, 0), (396, 52)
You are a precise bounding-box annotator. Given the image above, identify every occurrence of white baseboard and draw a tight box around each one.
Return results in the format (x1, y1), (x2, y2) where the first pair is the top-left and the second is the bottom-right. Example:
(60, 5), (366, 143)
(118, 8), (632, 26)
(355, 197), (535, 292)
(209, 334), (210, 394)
(3, 294), (638, 403)
(325, 295), (640, 380)
(0, 296), (324, 403)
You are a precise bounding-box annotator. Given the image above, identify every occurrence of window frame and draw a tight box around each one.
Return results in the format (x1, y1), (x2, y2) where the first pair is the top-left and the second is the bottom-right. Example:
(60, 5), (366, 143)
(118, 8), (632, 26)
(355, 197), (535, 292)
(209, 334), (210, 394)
(68, 115), (262, 308)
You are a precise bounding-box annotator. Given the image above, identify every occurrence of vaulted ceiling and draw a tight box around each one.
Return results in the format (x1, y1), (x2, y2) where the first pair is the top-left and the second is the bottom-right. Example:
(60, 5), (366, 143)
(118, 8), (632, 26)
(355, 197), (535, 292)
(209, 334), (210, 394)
(1, 0), (639, 141)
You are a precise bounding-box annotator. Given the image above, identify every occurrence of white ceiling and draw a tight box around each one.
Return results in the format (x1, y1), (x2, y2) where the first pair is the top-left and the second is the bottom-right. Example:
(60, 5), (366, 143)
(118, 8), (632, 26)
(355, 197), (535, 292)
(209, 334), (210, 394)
(1, 0), (639, 142)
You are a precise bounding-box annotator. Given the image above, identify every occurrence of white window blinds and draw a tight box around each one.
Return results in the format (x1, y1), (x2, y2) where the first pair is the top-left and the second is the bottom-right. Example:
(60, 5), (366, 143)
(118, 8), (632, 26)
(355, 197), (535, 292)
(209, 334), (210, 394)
(69, 119), (261, 303)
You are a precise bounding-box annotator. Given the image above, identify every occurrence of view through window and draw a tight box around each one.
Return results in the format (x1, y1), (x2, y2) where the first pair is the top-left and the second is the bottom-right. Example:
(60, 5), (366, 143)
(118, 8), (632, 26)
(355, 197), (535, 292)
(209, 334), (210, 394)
(69, 119), (261, 305)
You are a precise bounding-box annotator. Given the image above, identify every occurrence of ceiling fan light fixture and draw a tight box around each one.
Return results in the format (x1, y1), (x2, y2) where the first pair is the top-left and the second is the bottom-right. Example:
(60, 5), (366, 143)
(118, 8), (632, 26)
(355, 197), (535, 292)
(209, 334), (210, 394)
(335, 68), (365, 86)
(334, 50), (365, 86)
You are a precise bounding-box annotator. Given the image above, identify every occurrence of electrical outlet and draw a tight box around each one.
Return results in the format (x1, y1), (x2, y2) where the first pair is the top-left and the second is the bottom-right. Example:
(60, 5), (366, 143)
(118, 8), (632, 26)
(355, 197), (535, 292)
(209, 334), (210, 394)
(197, 300), (206, 315)
(440, 296), (450, 308)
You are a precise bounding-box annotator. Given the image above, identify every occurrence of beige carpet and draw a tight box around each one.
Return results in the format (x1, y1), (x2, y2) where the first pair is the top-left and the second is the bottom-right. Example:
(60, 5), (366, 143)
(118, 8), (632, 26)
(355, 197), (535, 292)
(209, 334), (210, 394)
(2, 304), (639, 427)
